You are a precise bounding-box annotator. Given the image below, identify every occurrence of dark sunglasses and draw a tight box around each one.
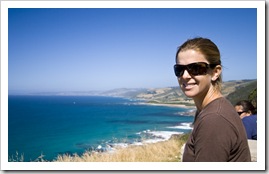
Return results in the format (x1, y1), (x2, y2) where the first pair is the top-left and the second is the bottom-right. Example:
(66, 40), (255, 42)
(237, 111), (247, 115)
(174, 62), (218, 77)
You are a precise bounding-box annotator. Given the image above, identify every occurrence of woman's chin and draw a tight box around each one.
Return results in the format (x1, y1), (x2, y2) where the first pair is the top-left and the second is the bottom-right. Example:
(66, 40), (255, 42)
(183, 91), (196, 98)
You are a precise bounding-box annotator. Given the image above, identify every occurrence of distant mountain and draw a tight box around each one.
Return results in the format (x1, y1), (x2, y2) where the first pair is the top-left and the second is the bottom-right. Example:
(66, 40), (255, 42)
(102, 79), (257, 107)
(14, 79), (257, 107)
(100, 88), (147, 98)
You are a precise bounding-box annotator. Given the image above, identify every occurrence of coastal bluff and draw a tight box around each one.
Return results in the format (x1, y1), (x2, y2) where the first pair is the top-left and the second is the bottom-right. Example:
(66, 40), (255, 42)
(99, 79), (257, 107)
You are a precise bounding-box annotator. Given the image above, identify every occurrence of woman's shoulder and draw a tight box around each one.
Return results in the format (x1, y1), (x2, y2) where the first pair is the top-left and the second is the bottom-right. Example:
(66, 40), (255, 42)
(203, 97), (234, 112)
(198, 97), (239, 121)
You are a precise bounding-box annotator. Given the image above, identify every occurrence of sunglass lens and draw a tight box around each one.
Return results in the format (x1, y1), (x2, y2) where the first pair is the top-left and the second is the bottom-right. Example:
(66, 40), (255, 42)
(174, 65), (184, 77)
(237, 111), (245, 115)
(189, 63), (208, 75)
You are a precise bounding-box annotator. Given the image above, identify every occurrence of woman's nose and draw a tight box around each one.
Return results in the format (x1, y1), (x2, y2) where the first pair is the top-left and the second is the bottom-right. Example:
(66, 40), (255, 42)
(181, 69), (191, 79)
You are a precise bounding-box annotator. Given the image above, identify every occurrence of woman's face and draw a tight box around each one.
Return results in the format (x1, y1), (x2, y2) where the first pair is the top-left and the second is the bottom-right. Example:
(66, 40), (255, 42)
(176, 49), (213, 100)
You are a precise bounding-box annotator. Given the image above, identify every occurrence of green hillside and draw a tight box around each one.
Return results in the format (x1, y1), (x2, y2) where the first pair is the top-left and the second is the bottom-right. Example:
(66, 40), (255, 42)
(99, 79), (257, 108)
(226, 80), (257, 107)
(134, 79), (257, 107)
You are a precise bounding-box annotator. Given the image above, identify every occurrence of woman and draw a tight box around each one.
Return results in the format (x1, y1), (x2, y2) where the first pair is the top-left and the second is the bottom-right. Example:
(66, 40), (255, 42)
(174, 37), (251, 162)
(235, 100), (257, 140)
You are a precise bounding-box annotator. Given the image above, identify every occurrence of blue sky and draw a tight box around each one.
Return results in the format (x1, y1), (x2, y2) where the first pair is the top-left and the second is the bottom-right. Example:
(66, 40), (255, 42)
(8, 8), (257, 93)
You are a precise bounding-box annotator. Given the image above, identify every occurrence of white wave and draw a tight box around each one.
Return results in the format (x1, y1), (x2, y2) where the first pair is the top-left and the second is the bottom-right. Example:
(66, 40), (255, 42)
(112, 143), (129, 148)
(136, 129), (150, 135)
(143, 129), (151, 133)
(108, 130), (185, 151)
(146, 131), (184, 141)
(167, 122), (193, 130)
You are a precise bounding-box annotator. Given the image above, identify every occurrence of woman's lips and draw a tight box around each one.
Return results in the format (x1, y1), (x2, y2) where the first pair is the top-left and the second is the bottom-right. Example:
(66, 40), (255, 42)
(183, 82), (196, 89)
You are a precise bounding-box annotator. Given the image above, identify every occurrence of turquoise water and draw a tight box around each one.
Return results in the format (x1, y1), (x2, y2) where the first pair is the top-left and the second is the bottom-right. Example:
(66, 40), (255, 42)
(8, 95), (194, 161)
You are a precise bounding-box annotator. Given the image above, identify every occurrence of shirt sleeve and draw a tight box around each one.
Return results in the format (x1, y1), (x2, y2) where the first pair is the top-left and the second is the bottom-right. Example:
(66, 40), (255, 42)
(192, 113), (237, 162)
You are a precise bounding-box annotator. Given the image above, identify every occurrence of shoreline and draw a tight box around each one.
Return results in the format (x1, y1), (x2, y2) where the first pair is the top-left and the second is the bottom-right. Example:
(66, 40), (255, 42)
(136, 102), (197, 117)
(136, 101), (196, 109)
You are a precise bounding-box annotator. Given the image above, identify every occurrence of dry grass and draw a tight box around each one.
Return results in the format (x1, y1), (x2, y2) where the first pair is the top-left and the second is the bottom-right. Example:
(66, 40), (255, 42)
(9, 134), (189, 162)
(8, 151), (25, 162)
(53, 135), (188, 162)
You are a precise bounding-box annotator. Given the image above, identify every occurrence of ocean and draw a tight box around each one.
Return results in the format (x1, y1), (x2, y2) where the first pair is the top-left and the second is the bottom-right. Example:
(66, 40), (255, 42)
(8, 95), (194, 162)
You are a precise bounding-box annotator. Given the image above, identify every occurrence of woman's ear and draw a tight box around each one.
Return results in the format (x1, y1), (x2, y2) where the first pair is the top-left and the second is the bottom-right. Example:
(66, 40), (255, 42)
(211, 65), (222, 81)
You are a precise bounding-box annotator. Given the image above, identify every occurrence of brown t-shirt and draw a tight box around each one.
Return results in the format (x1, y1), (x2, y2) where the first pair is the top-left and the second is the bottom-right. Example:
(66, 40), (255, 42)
(182, 97), (251, 162)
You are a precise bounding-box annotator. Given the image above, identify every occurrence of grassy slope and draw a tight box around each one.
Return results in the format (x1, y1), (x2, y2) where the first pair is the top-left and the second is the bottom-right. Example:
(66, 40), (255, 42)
(54, 134), (189, 162)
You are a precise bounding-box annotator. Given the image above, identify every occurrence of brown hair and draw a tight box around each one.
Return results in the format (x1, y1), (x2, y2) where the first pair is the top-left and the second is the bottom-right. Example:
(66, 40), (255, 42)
(175, 37), (222, 91)
(235, 100), (257, 114)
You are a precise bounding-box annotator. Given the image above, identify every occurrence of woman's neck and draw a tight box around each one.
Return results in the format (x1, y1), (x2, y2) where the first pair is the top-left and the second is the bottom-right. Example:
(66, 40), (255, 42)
(194, 86), (223, 112)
